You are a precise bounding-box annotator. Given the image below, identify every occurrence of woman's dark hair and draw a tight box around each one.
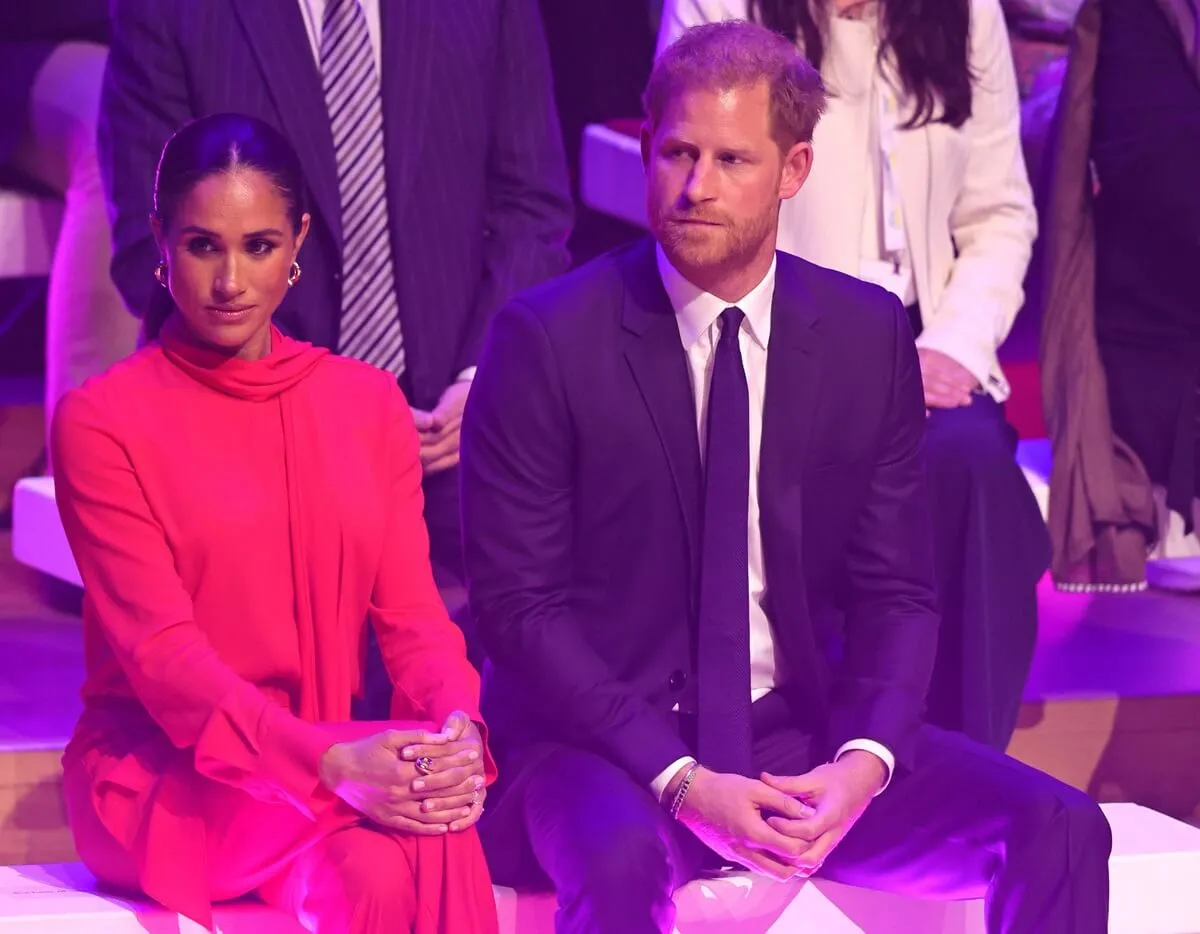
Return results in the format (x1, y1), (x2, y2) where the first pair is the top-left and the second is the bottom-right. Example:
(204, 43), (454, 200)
(146, 112), (307, 339)
(748, 0), (973, 130)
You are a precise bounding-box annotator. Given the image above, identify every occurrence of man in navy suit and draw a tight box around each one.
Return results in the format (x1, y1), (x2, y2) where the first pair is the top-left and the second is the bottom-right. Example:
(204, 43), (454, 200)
(460, 21), (1110, 934)
(99, 0), (573, 680)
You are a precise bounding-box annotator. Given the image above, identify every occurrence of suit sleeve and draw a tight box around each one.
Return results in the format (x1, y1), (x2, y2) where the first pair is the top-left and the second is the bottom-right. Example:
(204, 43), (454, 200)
(102, 0), (194, 321)
(829, 296), (940, 772)
(454, 0), (574, 374)
(51, 389), (335, 815)
(460, 301), (692, 785)
(370, 376), (496, 780)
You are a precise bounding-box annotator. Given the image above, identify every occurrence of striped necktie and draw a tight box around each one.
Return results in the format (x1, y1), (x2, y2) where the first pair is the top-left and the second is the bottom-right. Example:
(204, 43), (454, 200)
(321, 0), (405, 376)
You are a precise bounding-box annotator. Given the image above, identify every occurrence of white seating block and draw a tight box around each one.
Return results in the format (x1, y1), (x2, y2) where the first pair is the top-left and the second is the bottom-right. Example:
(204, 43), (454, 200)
(11, 478), (80, 588)
(0, 805), (1196, 932)
(0, 189), (62, 280)
(579, 123), (647, 228)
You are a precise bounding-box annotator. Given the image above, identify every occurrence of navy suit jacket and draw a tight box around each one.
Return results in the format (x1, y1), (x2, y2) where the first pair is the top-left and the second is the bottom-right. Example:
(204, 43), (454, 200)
(461, 238), (941, 787)
(100, 0), (573, 410)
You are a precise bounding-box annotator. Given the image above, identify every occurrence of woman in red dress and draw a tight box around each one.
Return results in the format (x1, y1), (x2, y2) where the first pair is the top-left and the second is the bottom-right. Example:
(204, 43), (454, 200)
(51, 112), (498, 934)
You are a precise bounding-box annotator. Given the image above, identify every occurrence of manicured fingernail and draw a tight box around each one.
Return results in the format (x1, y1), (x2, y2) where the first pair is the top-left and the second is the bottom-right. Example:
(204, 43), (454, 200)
(413, 780), (425, 791)
(401, 748), (416, 760)
(467, 750), (479, 761)
(461, 809), (471, 818)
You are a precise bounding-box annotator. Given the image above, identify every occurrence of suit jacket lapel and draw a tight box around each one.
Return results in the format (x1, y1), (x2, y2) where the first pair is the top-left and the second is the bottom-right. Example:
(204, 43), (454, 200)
(231, 0), (342, 245)
(620, 241), (703, 591)
(379, 0), (434, 225)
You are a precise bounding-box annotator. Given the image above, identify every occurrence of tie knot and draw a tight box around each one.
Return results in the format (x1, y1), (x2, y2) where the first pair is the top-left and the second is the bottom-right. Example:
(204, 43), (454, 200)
(719, 307), (744, 345)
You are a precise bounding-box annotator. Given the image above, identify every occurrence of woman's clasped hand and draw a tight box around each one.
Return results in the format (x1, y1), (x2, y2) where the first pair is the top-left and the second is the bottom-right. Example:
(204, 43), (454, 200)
(319, 710), (488, 835)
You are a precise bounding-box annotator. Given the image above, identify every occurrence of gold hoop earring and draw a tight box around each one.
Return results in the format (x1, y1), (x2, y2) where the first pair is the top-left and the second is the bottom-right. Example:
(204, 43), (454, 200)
(287, 261), (302, 287)
(154, 261), (168, 287)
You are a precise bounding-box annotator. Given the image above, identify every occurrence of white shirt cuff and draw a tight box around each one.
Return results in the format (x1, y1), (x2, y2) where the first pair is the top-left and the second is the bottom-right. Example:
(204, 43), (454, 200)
(456, 366), (477, 383)
(650, 756), (697, 803)
(835, 739), (895, 795)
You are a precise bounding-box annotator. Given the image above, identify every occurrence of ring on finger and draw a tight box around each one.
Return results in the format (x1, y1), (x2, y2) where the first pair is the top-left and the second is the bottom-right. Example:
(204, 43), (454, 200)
(415, 756), (435, 776)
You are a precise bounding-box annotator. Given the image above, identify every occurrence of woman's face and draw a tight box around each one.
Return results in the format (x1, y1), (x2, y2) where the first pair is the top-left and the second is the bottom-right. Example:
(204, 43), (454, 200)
(152, 167), (309, 360)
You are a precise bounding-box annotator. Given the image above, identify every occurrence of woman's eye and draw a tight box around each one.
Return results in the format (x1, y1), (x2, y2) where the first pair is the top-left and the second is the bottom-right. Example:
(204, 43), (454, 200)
(186, 237), (216, 254)
(247, 239), (276, 256)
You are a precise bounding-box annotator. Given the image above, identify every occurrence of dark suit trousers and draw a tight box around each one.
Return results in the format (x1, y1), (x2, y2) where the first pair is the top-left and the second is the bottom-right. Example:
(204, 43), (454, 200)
(480, 694), (1111, 934)
(921, 395), (1050, 750)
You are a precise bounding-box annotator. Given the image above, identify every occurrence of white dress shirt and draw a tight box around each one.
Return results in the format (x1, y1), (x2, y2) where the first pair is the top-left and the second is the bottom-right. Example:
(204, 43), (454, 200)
(649, 246), (895, 802)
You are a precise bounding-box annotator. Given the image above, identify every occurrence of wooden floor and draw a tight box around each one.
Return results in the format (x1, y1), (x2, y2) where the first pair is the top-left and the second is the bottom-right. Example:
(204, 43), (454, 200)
(1, 526), (1199, 865)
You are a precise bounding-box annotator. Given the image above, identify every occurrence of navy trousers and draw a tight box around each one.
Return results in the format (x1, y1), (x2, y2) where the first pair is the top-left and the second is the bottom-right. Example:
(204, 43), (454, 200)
(481, 694), (1110, 934)
(922, 396), (1049, 749)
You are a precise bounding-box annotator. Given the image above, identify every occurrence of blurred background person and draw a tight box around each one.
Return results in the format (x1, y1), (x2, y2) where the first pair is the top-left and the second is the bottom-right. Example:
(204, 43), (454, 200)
(0, 2), (139, 458)
(1040, 0), (1200, 594)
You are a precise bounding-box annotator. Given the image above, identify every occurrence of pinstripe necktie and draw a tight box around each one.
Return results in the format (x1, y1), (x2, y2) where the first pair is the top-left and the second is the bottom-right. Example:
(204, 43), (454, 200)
(321, 0), (406, 376)
(696, 307), (753, 777)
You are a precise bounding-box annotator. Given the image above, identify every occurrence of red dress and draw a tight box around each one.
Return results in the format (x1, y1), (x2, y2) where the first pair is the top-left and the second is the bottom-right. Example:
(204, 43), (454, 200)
(51, 324), (498, 933)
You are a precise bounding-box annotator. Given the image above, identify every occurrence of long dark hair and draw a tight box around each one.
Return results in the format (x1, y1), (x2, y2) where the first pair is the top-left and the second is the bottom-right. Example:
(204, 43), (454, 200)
(146, 113), (307, 340)
(748, 0), (973, 129)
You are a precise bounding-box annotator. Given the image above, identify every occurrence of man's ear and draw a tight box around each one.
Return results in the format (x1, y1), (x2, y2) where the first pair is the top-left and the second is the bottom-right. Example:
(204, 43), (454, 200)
(778, 141), (814, 201)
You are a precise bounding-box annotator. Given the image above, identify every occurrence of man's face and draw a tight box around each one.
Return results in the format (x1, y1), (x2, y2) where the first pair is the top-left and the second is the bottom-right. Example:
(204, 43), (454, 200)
(644, 81), (807, 277)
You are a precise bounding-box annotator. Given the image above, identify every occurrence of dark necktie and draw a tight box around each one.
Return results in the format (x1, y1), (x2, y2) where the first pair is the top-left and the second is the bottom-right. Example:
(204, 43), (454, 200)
(696, 307), (753, 776)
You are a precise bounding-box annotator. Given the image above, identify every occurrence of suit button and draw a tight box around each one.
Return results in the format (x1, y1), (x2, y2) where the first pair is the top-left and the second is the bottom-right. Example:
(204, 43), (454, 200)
(669, 670), (687, 691)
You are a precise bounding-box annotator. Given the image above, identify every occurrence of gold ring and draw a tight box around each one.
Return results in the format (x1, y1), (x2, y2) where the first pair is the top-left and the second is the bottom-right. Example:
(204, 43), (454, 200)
(415, 756), (435, 776)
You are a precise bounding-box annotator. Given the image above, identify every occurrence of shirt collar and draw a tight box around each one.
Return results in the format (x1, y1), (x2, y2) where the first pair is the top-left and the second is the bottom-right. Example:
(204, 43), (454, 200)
(655, 243), (775, 350)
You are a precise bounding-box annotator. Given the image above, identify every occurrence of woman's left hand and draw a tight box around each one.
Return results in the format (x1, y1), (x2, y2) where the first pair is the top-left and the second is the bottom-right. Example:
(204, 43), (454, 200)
(401, 710), (488, 831)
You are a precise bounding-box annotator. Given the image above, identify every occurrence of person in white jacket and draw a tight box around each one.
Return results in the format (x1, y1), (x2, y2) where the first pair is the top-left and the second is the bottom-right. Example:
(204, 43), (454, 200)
(659, 0), (1049, 751)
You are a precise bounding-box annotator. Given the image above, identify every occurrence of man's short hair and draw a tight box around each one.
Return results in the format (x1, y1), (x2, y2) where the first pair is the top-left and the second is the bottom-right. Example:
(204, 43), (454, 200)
(644, 20), (827, 150)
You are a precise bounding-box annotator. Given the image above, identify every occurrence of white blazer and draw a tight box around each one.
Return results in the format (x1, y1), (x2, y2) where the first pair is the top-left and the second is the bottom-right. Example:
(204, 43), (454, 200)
(657, 0), (1036, 400)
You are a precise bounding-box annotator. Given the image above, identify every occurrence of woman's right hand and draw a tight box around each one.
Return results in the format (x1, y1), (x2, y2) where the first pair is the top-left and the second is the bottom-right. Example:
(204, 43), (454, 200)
(319, 729), (476, 835)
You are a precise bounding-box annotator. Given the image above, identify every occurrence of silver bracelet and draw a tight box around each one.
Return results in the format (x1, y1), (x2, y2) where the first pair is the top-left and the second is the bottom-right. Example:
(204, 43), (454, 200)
(668, 763), (699, 819)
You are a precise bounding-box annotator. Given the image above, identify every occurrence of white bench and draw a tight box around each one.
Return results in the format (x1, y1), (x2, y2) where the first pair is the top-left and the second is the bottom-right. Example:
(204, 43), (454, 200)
(11, 477), (79, 588)
(0, 188), (61, 281)
(0, 804), (1197, 933)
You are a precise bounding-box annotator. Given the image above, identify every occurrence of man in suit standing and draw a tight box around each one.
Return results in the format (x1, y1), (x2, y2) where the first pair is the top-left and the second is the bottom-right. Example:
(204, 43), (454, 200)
(99, 0), (573, 675)
(460, 21), (1110, 933)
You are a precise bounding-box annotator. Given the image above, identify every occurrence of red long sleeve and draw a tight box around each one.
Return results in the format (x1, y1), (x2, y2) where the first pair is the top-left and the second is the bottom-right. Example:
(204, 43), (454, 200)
(53, 386), (334, 811)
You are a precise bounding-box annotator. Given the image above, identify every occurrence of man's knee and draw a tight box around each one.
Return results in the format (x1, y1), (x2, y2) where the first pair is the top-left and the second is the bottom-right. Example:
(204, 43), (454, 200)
(1015, 781), (1112, 864)
(525, 749), (683, 925)
(576, 820), (675, 892)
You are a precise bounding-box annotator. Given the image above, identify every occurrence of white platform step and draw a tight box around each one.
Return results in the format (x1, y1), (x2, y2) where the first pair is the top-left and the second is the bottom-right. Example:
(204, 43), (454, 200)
(0, 805), (1196, 932)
